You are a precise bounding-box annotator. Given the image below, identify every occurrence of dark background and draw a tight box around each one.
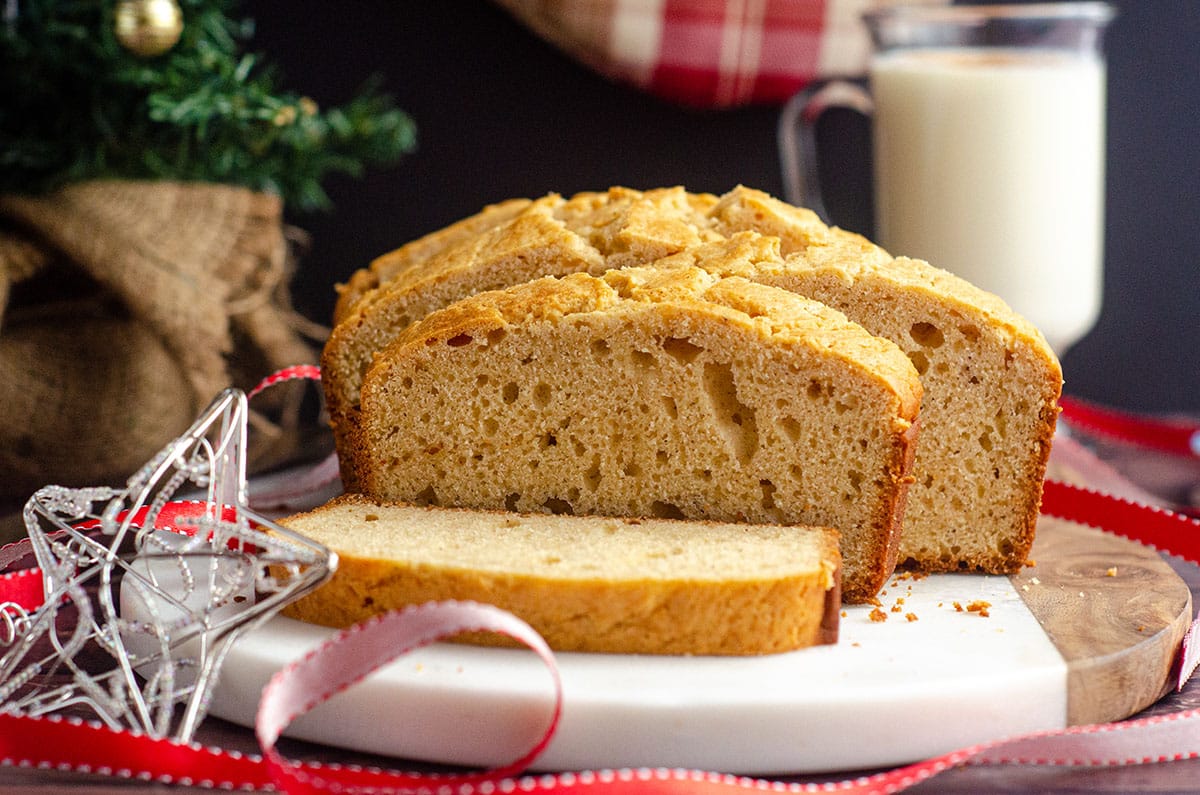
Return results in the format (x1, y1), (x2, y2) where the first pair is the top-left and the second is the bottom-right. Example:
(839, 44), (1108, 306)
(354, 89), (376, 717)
(249, 0), (1199, 415)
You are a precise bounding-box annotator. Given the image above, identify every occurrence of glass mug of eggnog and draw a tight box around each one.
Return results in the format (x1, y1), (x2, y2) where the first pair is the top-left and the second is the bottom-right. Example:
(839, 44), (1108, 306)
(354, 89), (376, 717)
(780, 2), (1115, 355)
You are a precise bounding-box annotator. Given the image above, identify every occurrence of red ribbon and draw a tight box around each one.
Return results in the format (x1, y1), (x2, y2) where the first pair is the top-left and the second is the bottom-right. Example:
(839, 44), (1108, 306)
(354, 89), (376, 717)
(257, 601), (562, 795)
(248, 364), (323, 399)
(1061, 395), (1200, 459)
(1041, 478), (1200, 559)
(0, 569), (42, 613)
(4, 376), (1200, 792)
(0, 713), (271, 788)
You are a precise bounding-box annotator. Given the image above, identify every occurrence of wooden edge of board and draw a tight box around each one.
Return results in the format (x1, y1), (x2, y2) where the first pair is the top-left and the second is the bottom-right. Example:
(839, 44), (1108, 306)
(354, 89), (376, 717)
(1013, 515), (1193, 726)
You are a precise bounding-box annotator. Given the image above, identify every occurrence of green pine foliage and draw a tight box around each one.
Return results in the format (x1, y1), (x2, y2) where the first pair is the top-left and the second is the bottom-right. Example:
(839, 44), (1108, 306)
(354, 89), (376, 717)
(0, 0), (417, 210)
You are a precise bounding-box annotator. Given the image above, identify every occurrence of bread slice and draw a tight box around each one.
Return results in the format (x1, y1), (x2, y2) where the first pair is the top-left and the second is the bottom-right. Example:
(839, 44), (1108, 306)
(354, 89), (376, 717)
(356, 265), (922, 601)
(672, 188), (1062, 573)
(323, 187), (721, 488)
(762, 257), (1059, 573)
(278, 494), (842, 655)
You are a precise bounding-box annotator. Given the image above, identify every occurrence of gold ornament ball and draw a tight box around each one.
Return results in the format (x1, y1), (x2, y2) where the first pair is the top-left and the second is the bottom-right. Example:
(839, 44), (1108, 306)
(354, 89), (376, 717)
(115, 0), (184, 57)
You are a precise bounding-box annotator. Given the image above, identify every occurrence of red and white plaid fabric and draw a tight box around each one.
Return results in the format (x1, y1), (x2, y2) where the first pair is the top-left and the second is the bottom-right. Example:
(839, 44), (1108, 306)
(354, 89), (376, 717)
(495, 0), (944, 108)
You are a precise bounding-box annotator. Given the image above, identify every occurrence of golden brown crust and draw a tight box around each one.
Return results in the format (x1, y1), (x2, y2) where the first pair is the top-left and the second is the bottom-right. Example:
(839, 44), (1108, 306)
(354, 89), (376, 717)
(279, 494), (842, 655)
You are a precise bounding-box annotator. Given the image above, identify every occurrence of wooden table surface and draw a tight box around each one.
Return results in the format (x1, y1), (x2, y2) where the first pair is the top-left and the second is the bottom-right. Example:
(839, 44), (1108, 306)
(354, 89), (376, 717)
(3, 436), (1199, 793)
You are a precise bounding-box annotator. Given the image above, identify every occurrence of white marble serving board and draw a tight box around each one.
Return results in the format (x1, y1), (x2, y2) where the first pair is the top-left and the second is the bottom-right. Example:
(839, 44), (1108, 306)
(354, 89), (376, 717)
(207, 569), (1067, 775)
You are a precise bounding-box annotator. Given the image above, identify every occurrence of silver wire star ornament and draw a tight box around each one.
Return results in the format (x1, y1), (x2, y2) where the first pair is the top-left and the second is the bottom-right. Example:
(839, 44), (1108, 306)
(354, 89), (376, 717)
(0, 388), (337, 742)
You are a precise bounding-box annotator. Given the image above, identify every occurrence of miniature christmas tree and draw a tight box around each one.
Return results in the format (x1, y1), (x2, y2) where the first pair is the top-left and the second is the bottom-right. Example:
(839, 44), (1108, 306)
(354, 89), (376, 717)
(0, 0), (416, 210)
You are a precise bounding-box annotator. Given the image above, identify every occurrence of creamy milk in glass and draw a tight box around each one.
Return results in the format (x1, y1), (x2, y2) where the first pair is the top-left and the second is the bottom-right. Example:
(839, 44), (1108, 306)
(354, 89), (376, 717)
(871, 48), (1107, 353)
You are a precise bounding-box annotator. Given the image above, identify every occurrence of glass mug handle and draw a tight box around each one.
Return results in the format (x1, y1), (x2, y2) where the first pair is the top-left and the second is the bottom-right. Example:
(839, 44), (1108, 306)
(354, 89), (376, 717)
(777, 79), (874, 222)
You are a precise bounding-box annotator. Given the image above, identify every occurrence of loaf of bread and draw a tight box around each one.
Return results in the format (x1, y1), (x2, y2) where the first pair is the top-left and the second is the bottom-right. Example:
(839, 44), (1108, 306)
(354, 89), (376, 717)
(278, 494), (842, 655)
(355, 263), (922, 601)
(331, 185), (1060, 576)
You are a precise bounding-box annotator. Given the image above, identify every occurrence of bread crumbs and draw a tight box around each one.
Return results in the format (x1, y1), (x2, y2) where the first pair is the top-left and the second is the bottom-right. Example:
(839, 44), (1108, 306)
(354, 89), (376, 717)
(1106, 566), (1118, 577)
(951, 600), (991, 617)
(905, 613), (918, 622)
(869, 607), (888, 622)
(966, 600), (991, 617)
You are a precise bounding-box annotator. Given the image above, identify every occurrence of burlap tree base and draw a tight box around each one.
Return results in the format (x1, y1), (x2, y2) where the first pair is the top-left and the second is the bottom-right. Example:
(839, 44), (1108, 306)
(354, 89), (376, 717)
(0, 180), (322, 503)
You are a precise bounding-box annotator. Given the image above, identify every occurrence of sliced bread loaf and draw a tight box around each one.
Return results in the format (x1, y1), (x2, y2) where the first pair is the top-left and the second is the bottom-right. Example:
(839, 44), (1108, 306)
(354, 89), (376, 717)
(355, 264), (922, 601)
(327, 185), (1059, 578)
(278, 494), (842, 655)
